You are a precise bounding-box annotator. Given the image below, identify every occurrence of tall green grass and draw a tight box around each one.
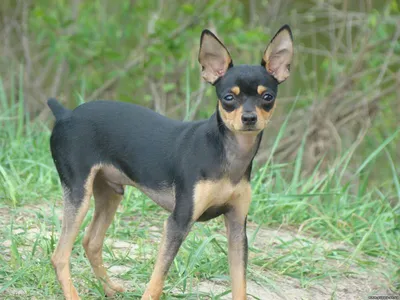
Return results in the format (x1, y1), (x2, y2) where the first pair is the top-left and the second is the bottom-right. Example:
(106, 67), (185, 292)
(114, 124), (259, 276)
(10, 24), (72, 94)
(0, 82), (399, 298)
(0, 74), (59, 208)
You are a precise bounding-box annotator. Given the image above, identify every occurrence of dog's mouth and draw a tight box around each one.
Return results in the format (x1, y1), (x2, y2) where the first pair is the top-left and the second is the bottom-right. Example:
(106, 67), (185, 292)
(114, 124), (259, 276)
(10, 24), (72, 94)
(237, 127), (261, 133)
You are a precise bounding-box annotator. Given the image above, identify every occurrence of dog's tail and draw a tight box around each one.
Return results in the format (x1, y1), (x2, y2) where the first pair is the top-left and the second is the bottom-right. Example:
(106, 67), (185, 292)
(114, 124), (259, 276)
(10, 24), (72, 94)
(47, 98), (70, 121)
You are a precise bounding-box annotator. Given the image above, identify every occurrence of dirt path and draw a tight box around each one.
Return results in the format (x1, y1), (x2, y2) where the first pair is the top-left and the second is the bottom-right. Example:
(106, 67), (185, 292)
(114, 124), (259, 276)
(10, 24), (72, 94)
(0, 204), (396, 299)
(104, 226), (392, 300)
(195, 227), (392, 299)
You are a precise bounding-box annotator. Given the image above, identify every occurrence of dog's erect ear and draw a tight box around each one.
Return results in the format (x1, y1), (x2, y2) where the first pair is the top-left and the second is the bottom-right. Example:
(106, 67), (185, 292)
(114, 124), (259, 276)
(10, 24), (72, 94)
(262, 25), (293, 83)
(198, 30), (233, 84)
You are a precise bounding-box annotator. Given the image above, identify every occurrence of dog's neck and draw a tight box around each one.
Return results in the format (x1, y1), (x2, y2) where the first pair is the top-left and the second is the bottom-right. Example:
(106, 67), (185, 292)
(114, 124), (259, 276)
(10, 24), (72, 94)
(229, 133), (260, 153)
(223, 130), (261, 181)
(213, 111), (262, 183)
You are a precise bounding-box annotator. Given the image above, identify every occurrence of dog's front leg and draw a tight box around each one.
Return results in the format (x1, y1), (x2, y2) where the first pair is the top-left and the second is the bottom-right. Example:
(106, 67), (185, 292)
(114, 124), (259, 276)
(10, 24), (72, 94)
(225, 210), (248, 300)
(224, 185), (251, 300)
(142, 208), (191, 300)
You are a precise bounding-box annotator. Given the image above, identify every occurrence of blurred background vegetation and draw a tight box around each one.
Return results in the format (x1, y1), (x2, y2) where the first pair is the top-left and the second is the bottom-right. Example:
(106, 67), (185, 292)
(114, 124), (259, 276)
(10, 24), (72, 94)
(0, 1), (400, 297)
(0, 0), (399, 180)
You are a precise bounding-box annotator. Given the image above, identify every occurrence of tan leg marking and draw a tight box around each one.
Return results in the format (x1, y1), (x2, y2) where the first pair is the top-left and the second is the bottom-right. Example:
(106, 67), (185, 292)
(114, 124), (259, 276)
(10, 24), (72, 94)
(225, 182), (251, 300)
(51, 167), (100, 300)
(82, 170), (124, 297)
(141, 221), (167, 300)
(142, 213), (190, 300)
(192, 177), (251, 298)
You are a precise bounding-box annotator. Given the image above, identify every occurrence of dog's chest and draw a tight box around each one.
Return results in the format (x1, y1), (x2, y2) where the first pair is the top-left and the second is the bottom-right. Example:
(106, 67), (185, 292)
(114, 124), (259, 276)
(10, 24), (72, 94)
(192, 178), (250, 221)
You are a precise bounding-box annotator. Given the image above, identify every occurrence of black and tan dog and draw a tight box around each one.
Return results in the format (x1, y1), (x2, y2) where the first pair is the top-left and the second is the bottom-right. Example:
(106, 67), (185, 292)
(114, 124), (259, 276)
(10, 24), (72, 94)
(48, 25), (293, 299)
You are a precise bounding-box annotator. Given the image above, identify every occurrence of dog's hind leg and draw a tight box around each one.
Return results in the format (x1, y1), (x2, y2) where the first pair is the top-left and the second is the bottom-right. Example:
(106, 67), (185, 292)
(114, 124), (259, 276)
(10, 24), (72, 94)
(82, 170), (125, 297)
(51, 174), (94, 300)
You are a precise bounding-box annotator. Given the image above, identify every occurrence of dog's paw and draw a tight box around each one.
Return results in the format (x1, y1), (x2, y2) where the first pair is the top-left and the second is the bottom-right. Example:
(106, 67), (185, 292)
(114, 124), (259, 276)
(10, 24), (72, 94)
(104, 281), (125, 297)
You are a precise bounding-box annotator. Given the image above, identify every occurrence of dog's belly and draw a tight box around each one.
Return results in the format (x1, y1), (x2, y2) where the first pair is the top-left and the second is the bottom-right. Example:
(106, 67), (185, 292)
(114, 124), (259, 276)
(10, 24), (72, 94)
(135, 184), (175, 212)
(100, 165), (175, 211)
(100, 165), (249, 221)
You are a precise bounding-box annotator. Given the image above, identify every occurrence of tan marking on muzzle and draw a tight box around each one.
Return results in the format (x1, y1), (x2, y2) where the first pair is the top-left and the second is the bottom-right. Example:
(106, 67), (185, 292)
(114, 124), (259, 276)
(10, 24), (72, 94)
(218, 102), (243, 132)
(255, 105), (275, 129)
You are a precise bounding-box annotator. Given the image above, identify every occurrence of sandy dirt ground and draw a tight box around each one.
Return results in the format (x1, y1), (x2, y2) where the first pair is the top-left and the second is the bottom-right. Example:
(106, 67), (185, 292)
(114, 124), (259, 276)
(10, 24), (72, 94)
(0, 204), (397, 299)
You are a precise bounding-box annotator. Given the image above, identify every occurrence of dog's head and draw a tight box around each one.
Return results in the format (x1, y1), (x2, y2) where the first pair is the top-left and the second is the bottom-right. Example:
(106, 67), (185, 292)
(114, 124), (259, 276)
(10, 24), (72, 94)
(198, 25), (293, 133)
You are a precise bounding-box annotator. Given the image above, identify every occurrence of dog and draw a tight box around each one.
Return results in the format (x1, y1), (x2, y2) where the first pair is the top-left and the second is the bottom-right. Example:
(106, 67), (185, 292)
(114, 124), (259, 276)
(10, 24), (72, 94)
(48, 25), (293, 300)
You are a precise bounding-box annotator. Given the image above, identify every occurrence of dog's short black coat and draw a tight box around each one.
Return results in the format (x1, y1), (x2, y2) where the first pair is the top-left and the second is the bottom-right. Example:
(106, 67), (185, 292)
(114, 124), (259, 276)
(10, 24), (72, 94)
(49, 100), (226, 216)
(49, 67), (274, 206)
(49, 25), (293, 300)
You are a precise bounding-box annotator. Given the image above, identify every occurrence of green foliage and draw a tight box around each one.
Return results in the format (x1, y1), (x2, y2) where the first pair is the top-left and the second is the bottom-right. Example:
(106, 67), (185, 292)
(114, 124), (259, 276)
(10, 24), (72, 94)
(0, 0), (399, 298)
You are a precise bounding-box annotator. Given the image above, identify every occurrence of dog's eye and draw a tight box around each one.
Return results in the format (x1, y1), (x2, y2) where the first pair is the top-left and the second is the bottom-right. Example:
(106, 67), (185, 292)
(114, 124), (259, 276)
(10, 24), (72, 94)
(224, 94), (234, 101)
(263, 93), (274, 102)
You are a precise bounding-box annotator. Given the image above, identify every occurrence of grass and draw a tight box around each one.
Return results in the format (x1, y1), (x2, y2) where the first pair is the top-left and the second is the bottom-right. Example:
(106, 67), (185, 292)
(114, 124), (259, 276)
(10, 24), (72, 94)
(0, 93), (399, 299)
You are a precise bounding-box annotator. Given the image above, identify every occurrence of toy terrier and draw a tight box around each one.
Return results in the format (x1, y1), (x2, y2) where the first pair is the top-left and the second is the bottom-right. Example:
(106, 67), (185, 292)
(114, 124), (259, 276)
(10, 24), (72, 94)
(48, 25), (293, 299)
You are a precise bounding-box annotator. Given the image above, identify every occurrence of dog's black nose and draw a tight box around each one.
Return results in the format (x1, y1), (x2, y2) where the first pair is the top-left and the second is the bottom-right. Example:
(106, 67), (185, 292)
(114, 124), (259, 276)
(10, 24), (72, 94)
(241, 113), (257, 125)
